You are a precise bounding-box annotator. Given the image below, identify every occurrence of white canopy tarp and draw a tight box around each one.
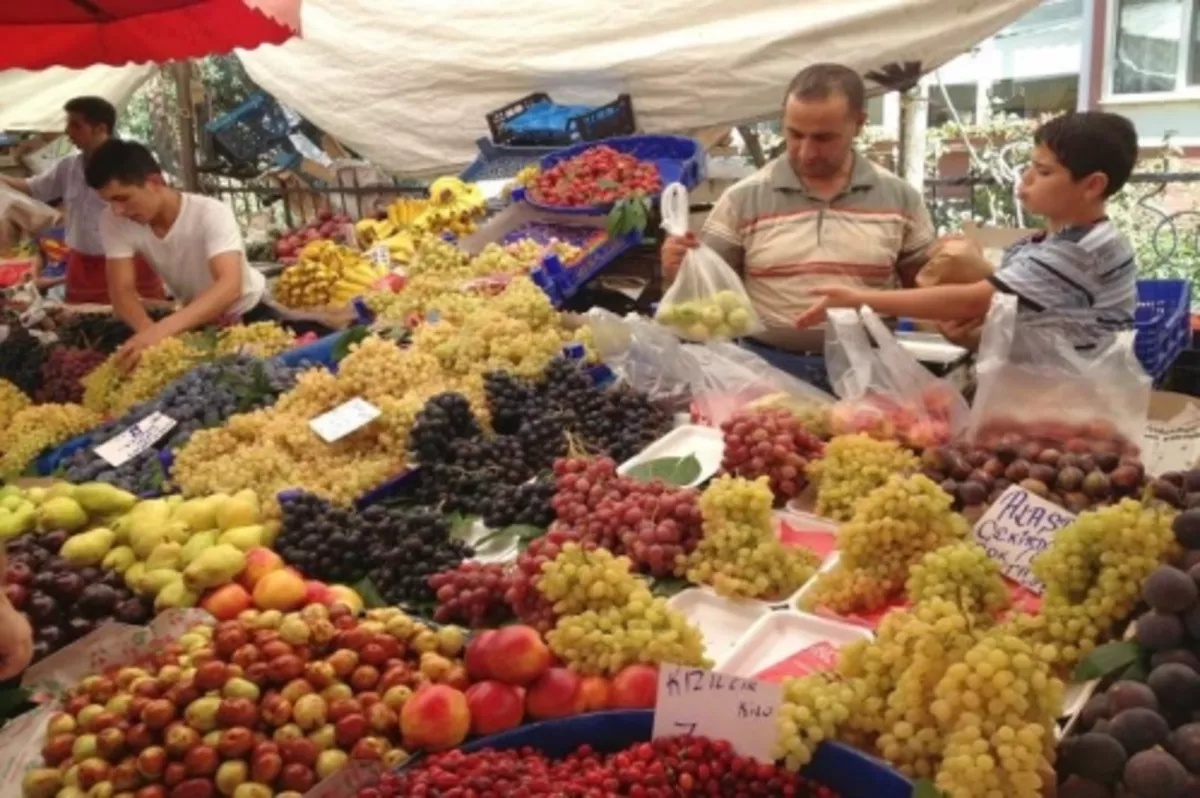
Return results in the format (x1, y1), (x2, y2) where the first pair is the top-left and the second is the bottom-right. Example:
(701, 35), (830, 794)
(238, 0), (1041, 177)
(0, 64), (153, 132)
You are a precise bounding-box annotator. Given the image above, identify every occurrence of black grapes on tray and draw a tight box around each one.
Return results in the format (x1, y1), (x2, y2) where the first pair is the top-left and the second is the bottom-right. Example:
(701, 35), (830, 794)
(403, 359), (671, 528)
(275, 492), (473, 607)
(64, 356), (302, 494)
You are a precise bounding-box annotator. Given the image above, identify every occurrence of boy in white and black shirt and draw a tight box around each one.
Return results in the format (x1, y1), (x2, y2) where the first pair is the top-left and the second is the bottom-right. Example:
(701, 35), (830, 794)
(794, 111), (1140, 354)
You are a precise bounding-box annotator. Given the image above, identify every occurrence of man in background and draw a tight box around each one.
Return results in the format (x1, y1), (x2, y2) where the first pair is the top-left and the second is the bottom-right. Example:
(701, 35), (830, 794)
(661, 64), (936, 392)
(1, 97), (163, 304)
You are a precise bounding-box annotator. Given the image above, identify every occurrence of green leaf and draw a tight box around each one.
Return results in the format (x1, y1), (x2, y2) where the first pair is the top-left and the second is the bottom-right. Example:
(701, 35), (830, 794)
(350, 577), (388, 610)
(626, 454), (702, 487)
(912, 779), (946, 798)
(627, 197), (649, 237)
(1074, 640), (1141, 681)
(332, 326), (371, 363)
(650, 576), (690, 599)
(447, 513), (478, 542)
(506, 524), (545, 543)
(596, 179), (620, 190)
(605, 203), (626, 238)
(1120, 658), (1149, 683)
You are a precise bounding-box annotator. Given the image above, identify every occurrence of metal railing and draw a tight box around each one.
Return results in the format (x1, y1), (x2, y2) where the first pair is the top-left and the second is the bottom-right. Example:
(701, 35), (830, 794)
(201, 174), (426, 231)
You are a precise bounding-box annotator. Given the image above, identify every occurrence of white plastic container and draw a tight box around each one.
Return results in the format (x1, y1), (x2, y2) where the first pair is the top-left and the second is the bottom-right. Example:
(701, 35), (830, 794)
(721, 609), (873, 680)
(617, 425), (724, 488)
(666, 587), (772, 669)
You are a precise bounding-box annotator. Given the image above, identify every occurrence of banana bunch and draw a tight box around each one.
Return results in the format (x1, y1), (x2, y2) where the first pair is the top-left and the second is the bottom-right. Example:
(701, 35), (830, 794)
(275, 240), (388, 308)
(330, 257), (388, 305)
(409, 176), (488, 239)
(502, 164), (541, 200)
(387, 197), (428, 230)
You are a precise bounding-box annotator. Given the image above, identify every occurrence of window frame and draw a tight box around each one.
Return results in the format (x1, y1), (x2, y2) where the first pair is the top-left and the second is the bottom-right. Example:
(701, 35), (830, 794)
(1104, 0), (1200, 101)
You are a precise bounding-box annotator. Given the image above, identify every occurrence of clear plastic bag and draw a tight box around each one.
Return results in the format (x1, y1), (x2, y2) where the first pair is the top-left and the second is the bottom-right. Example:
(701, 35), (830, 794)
(824, 307), (968, 448)
(685, 340), (834, 430)
(654, 182), (763, 341)
(580, 307), (700, 407)
(969, 293), (1150, 454)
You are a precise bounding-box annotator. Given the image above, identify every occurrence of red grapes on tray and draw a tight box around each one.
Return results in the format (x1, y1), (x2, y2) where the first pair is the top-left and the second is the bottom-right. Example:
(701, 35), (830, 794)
(721, 407), (825, 502)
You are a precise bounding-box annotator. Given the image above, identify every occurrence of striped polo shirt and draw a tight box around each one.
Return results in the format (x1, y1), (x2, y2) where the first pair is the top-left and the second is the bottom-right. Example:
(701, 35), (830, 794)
(700, 154), (935, 351)
(989, 220), (1136, 351)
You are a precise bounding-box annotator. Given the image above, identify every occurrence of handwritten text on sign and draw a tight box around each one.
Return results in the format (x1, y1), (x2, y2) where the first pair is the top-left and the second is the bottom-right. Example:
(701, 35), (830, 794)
(310, 398), (382, 443)
(651, 663), (782, 762)
(972, 486), (1075, 594)
(94, 411), (176, 467)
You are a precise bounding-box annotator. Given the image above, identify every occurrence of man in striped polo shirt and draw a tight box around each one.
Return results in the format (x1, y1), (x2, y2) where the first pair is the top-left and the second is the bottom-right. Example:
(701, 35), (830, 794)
(662, 64), (935, 392)
(796, 112), (1139, 355)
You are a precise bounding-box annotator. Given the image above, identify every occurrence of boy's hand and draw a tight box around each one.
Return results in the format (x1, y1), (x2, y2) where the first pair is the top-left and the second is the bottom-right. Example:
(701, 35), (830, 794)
(116, 326), (167, 373)
(793, 285), (865, 329)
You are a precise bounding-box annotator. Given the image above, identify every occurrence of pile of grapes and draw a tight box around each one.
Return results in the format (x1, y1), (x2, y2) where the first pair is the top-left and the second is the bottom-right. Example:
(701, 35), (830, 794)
(364, 736), (842, 797)
(52, 307), (170, 353)
(63, 357), (302, 495)
(35, 346), (107, 404)
(721, 406), (824, 502)
(276, 492), (473, 607)
(0, 327), (47, 396)
(1055, 509), (1200, 795)
(406, 359), (670, 528)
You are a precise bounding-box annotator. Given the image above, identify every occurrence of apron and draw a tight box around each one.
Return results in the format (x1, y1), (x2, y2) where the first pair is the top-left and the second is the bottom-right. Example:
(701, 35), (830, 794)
(65, 251), (166, 305)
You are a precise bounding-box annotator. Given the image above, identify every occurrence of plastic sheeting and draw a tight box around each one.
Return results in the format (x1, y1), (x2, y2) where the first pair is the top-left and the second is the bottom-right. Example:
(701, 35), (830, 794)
(238, 0), (1041, 177)
(0, 64), (153, 132)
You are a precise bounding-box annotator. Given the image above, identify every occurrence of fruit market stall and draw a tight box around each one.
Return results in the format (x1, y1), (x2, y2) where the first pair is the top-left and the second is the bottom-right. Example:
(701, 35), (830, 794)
(2, 234), (1198, 798)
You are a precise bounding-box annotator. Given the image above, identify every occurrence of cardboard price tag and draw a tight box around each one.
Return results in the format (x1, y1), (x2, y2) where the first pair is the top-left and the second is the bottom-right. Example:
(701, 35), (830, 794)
(651, 664), (782, 762)
(972, 485), (1075, 594)
(93, 411), (176, 467)
(367, 243), (391, 269)
(309, 398), (382, 443)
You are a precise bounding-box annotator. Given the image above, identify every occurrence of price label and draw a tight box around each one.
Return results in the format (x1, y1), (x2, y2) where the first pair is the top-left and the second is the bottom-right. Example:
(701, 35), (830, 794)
(972, 486), (1076, 594)
(310, 398), (382, 443)
(93, 411), (177, 467)
(367, 243), (391, 269)
(651, 664), (782, 763)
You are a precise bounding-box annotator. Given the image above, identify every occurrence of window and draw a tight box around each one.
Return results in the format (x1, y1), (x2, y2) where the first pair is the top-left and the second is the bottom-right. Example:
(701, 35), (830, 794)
(991, 76), (1078, 117)
(927, 84), (978, 127)
(1110, 0), (1200, 94)
(867, 94), (884, 126)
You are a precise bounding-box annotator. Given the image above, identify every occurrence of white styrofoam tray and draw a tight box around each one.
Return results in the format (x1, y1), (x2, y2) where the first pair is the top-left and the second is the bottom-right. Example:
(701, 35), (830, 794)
(721, 609), (873, 679)
(617, 424), (724, 488)
(666, 587), (772, 670)
(788, 552), (842, 611)
(458, 519), (520, 564)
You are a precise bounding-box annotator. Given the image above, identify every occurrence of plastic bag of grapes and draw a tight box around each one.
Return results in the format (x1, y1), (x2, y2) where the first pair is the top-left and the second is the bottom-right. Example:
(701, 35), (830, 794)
(685, 340), (834, 427)
(968, 292), (1150, 453)
(825, 307), (969, 449)
(655, 183), (764, 342)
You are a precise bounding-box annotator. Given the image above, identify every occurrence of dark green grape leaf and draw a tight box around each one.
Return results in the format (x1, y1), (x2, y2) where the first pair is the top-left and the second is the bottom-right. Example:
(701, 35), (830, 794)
(1119, 658), (1149, 683)
(1074, 640), (1141, 681)
(912, 779), (946, 798)
(447, 513), (479, 543)
(350, 577), (388, 610)
(626, 454), (702, 487)
(332, 326), (371, 363)
(606, 203), (626, 238)
(627, 197), (650, 237)
(650, 576), (690, 598)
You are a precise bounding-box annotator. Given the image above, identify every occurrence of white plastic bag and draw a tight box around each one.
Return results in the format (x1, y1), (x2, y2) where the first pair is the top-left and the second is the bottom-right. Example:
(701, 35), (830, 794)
(825, 307), (969, 448)
(969, 294), (1150, 453)
(582, 307), (700, 406)
(685, 340), (835, 429)
(654, 182), (763, 341)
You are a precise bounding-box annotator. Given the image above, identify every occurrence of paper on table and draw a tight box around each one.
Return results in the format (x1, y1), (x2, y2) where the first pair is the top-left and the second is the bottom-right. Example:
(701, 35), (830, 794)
(972, 486), (1076, 594)
(1142, 404), (1200, 477)
(93, 411), (176, 467)
(651, 663), (782, 763)
(309, 398), (382, 443)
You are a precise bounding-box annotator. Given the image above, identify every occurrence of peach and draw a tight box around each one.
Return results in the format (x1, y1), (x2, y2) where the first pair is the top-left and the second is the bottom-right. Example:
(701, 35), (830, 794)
(486, 626), (551, 686)
(464, 680), (524, 736)
(326, 585), (363, 615)
(610, 664), (657, 709)
(239, 547), (284, 591)
(578, 676), (613, 713)
(304, 581), (334, 607)
(199, 584), (253, 623)
(464, 630), (497, 681)
(253, 570), (307, 613)
(526, 668), (584, 720)
(399, 685), (470, 751)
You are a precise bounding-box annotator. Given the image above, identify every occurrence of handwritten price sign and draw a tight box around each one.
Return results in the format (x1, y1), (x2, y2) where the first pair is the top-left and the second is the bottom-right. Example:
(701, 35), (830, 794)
(94, 411), (176, 467)
(651, 664), (782, 762)
(310, 398), (382, 443)
(972, 486), (1075, 594)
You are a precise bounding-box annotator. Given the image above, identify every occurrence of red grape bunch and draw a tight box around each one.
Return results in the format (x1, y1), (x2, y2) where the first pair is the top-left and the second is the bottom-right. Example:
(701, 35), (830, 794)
(36, 346), (106, 404)
(427, 560), (512, 627)
(721, 406), (825, 501)
(504, 528), (583, 633)
(550, 455), (705, 577)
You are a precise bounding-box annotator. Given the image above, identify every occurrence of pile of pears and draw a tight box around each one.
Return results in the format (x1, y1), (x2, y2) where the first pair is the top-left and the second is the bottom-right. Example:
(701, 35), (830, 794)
(1, 481), (276, 614)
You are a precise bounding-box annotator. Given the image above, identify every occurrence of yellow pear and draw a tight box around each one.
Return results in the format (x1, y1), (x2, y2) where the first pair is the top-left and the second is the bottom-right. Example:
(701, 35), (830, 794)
(74, 483), (137, 516)
(215, 490), (259, 531)
(183, 544), (247, 591)
(145, 541), (183, 571)
(180, 530), (218, 567)
(218, 525), (264, 551)
(155, 578), (200, 612)
(60, 528), (116, 566)
(171, 497), (219, 532)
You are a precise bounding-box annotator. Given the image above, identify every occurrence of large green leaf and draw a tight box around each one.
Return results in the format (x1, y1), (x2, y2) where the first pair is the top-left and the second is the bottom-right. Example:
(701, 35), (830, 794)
(1074, 640), (1141, 681)
(332, 326), (372, 363)
(626, 454), (702, 487)
(912, 779), (946, 798)
(350, 577), (388, 610)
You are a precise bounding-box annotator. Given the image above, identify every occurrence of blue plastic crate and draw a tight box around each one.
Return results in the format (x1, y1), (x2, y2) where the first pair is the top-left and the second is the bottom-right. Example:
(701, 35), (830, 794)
(1135, 278), (1192, 380)
(206, 92), (292, 167)
(531, 230), (641, 304)
(522, 135), (704, 217)
(448, 710), (912, 798)
(459, 137), (560, 183)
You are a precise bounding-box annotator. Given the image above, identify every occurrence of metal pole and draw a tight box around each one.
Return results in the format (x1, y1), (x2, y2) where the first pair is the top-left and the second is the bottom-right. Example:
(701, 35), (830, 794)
(173, 61), (200, 192)
(899, 84), (929, 193)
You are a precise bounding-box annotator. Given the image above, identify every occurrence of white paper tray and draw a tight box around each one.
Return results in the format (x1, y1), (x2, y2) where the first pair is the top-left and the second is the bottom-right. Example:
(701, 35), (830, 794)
(667, 587), (772, 669)
(618, 424), (724, 488)
(721, 609), (873, 678)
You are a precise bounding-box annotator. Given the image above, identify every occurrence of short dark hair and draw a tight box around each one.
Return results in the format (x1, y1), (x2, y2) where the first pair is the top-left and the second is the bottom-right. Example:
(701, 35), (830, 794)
(1034, 111), (1139, 198)
(84, 139), (162, 190)
(64, 96), (117, 134)
(786, 64), (866, 115)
